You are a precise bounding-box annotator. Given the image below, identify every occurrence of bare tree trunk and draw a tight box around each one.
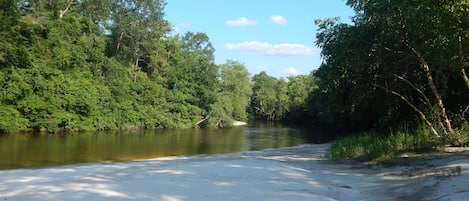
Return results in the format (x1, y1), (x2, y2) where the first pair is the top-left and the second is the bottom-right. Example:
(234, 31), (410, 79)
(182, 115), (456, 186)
(459, 36), (469, 90)
(458, 36), (469, 125)
(116, 32), (124, 53)
(393, 74), (447, 135)
(462, 67), (469, 89)
(133, 57), (139, 82)
(374, 83), (440, 138)
(59, 0), (74, 19)
(393, 74), (432, 107)
(411, 47), (454, 137)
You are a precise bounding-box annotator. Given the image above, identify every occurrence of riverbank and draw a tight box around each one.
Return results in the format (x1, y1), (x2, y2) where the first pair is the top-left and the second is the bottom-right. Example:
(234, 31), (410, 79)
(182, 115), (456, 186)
(0, 144), (468, 200)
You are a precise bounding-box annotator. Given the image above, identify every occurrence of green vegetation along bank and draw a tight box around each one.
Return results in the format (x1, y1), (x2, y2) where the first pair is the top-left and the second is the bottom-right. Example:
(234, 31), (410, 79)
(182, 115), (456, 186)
(0, 0), (314, 133)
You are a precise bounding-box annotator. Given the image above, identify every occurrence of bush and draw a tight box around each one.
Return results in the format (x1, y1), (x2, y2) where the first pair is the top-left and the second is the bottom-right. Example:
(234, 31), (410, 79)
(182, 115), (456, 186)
(0, 104), (28, 133)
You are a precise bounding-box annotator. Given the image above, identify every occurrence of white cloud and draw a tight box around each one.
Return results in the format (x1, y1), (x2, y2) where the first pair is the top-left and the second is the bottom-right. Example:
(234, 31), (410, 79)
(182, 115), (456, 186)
(224, 41), (315, 56)
(226, 17), (257, 26)
(270, 16), (287, 25)
(282, 67), (298, 76)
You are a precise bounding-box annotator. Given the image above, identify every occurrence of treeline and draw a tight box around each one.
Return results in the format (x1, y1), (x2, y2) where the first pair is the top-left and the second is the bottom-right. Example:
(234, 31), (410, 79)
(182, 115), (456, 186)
(0, 0), (257, 132)
(0, 0), (315, 134)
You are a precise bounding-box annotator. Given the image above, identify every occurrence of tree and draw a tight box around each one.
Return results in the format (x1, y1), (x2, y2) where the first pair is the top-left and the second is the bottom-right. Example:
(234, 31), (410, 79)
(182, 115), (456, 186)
(285, 74), (317, 123)
(164, 32), (218, 126)
(313, 0), (469, 141)
(0, 0), (29, 69)
(249, 72), (292, 121)
(106, 0), (170, 81)
(218, 60), (252, 120)
(1, 0), (241, 133)
(181, 32), (218, 112)
(206, 60), (252, 127)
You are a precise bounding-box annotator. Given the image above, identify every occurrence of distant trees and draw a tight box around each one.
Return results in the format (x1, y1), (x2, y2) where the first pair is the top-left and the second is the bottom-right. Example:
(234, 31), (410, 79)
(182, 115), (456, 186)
(248, 72), (316, 123)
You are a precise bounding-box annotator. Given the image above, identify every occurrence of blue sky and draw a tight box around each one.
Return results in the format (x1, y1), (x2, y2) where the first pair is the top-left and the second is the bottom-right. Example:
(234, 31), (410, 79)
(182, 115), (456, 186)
(164, 1), (355, 78)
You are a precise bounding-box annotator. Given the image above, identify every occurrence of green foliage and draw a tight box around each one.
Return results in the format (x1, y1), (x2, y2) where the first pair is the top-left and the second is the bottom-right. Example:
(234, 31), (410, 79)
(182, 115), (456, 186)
(330, 127), (445, 161)
(285, 75), (317, 123)
(0, 0), (29, 69)
(206, 60), (252, 127)
(0, 0), (243, 132)
(249, 72), (283, 120)
(249, 72), (317, 122)
(0, 104), (28, 133)
(2, 0), (465, 140)
(218, 60), (252, 120)
(207, 95), (235, 128)
(311, 0), (469, 139)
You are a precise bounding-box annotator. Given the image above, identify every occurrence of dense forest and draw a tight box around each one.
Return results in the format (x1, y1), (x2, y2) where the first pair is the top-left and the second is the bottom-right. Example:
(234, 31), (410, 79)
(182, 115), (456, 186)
(0, 0), (313, 133)
(1, 0), (468, 147)
(312, 0), (469, 145)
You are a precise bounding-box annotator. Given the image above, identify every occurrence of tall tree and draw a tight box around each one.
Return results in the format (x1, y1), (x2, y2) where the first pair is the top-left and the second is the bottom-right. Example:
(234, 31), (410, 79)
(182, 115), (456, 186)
(249, 72), (290, 121)
(285, 74), (317, 123)
(207, 60), (252, 127)
(0, 0), (29, 68)
(219, 60), (252, 121)
(106, 0), (170, 81)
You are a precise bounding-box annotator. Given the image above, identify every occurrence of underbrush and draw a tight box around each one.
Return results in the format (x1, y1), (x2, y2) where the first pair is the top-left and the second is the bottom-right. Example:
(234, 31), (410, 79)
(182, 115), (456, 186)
(329, 127), (451, 161)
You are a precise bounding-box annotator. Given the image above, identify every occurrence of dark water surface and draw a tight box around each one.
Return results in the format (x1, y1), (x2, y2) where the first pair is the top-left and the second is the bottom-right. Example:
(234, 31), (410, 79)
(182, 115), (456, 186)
(0, 122), (317, 170)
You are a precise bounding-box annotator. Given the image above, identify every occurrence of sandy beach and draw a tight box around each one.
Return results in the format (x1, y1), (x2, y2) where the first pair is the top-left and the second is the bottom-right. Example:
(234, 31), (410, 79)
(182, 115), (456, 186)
(0, 144), (468, 201)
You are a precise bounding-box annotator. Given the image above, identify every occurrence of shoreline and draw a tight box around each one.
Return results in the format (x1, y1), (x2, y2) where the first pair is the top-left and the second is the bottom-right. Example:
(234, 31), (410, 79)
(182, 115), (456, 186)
(0, 144), (468, 200)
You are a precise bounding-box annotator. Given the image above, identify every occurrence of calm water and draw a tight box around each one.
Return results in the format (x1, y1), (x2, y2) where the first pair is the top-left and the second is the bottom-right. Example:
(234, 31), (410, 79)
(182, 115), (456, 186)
(0, 122), (317, 170)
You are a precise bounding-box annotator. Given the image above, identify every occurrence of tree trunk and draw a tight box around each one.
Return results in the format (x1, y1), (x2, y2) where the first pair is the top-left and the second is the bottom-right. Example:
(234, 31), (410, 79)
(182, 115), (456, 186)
(133, 57), (138, 82)
(458, 36), (469, 125)
(411, 47), (454, 137)
(393, 74), (447, 135)
(116, 32), (124, 53)
(59, 0), (74, 19)
(374, 83), (440, 138)
(462, 67), (469, 89)
(459, 36), (469, 90)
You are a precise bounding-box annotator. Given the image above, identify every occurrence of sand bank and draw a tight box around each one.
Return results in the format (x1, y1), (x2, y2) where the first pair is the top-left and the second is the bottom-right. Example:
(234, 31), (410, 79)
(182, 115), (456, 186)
(0, 144), (468, 201)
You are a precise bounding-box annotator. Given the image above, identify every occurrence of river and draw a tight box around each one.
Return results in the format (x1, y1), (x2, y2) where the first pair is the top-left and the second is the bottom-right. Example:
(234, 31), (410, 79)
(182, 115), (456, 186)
(0, 122), (320, 170)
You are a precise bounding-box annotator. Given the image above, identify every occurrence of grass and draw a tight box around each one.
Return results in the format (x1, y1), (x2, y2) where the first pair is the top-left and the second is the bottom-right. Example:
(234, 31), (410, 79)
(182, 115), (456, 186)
(329, 127), (448, 161)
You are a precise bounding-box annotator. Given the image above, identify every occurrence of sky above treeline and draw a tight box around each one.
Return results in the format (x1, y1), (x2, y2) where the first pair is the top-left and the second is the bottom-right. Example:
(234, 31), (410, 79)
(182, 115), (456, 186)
(164, 0), (355, 78)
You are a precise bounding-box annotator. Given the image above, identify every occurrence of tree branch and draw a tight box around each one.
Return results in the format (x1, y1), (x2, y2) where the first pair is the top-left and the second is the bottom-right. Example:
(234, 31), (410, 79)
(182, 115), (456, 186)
(373, 83), (440, 138)
(410, 46), (454, 136)
(59, 0), (75, 19)
(463, 105), (469, 120)
(392, 73), (446, 131)
(384, 47), (413, 57)
(392, 74), (431, 108)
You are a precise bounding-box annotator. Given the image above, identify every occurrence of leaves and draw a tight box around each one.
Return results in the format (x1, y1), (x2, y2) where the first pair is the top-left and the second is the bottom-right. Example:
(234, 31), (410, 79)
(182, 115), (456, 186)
(312, 0), (469, 137)
(206, 60), (252, 127)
